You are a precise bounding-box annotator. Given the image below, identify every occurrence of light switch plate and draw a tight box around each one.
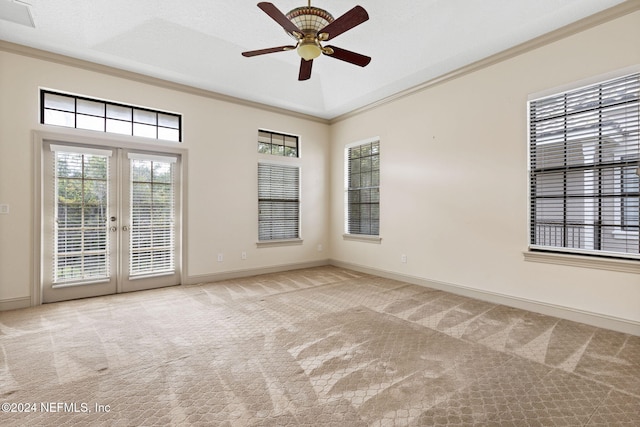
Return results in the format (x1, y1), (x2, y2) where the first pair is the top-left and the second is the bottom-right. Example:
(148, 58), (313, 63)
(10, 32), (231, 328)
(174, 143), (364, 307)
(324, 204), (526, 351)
(0, 204), (9, 214)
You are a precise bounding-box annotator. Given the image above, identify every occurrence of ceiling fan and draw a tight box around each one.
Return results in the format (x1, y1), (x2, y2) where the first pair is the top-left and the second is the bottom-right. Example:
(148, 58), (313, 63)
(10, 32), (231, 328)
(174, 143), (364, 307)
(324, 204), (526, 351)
(242, 1), (371, 81)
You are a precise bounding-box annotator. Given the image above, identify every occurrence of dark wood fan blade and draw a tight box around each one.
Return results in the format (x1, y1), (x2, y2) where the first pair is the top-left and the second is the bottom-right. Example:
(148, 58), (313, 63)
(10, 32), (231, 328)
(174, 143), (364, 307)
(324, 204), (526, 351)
(298, 58), (313, 81)
(318, 5), (368, 41)
(324, 46), (371, 67)
(258, 2), (301, 35)
(242, 45), (296, 57)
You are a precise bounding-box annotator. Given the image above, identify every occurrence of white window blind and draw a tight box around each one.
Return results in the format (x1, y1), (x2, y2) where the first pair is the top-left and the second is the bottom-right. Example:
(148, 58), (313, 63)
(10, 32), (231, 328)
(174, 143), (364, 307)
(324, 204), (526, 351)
(258, 163), (300, 241)
(53, 150), (110, 283)
(129, 157), (176, 276)
(347, 140), (380, 236)
(529, 72), (640, 259)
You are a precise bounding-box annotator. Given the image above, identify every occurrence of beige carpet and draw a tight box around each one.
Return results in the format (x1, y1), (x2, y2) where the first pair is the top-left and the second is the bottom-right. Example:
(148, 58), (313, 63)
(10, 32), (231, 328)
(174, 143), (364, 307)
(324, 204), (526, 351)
(0, 266), (638, 426)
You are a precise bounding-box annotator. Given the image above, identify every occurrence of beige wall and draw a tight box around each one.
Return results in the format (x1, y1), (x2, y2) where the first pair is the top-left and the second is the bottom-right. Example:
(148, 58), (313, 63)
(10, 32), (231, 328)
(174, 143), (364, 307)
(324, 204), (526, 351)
(329, 11), (640, 326)
(0, 50), (330, 304)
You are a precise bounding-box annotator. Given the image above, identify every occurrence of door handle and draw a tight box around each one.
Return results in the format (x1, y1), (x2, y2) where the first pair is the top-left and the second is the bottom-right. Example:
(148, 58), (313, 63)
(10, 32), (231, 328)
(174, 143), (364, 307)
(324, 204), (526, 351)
(109, 226), (117, 232)
(122, 226), (130, 231)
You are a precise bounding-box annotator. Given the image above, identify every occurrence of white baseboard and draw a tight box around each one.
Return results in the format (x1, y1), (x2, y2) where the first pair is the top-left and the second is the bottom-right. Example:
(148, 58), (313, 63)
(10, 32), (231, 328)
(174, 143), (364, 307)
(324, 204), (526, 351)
(0, 296), (31, 312)
(6, 259), (637, 336)
(329, 259), (640, 336)
(0, 260), (332, 311)
(186, 259), (331, 285)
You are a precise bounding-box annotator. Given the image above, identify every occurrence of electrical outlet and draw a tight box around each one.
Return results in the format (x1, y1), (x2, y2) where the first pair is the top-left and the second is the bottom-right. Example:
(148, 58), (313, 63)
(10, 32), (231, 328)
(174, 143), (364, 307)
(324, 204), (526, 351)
(0, 204), (8, 214)
(401, 254), (407, 263)
(317, 244), (323, 252)
(217, 253), (223, 262)
(241, 251), (247, 260)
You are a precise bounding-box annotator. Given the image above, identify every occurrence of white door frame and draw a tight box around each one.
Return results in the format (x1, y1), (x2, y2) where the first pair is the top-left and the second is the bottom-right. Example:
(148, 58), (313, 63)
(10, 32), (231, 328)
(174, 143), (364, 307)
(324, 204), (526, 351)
(33, 128), (188, 306)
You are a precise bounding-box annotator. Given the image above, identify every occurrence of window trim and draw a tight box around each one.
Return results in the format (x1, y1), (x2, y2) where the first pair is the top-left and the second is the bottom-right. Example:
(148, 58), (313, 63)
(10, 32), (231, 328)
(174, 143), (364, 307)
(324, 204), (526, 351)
(342, 233), (382, 244)
(526, 67), (640, 268)
(344, 137), (381, 238)
(522, 250), (640, 274)
(256, 238), (303, 248)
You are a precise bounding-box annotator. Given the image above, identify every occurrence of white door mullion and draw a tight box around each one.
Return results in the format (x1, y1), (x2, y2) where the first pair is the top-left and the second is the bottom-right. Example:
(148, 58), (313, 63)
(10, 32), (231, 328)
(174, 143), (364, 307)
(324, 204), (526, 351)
(115, 148), (125, 294)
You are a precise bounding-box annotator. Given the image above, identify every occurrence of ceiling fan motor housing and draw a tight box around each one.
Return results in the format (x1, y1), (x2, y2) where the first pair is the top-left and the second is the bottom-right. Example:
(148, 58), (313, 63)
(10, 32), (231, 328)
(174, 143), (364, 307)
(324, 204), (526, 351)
(286, 6), (334, 34)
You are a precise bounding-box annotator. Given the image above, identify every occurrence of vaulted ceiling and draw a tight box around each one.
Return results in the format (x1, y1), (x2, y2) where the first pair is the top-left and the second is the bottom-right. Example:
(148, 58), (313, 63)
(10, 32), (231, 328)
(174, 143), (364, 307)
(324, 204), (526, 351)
(0, 0), (630, 119)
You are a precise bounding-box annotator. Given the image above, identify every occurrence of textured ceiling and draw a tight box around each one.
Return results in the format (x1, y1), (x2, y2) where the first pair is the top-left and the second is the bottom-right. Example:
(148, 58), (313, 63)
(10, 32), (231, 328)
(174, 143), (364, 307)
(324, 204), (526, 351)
(0, 0), (630, 119)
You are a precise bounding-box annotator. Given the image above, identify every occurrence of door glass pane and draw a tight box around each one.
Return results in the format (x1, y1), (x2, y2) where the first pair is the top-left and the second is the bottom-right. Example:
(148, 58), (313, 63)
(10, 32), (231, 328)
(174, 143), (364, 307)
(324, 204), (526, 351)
(130, 158), (175, 277)
(54, 151), (110, 283)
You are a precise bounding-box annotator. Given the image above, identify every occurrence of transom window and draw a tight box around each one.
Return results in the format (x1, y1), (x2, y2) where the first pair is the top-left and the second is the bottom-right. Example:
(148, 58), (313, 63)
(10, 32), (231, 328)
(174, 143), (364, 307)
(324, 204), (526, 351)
(41, 90), (182, 142)
(258, 130), (299, 157)
(346, 140), (380, 236)
(528, 72), (639, 259)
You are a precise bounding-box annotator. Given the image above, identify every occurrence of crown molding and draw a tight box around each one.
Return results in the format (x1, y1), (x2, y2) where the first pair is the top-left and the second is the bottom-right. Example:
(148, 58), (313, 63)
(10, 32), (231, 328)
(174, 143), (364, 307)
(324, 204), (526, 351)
(330, 0), (640, 124)
(1, 0), (638, 126)
(0, 40), (330, 125)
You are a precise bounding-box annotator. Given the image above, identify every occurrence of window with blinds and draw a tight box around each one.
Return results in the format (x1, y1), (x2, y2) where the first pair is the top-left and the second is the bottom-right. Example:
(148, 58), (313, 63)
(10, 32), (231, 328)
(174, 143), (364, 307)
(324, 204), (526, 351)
(53, 148), (111, 283)
(347, 140), (380, 236)
(129, 155), (176, 276)
(258, 163), (300, 241)
(528, 72), (640, 259)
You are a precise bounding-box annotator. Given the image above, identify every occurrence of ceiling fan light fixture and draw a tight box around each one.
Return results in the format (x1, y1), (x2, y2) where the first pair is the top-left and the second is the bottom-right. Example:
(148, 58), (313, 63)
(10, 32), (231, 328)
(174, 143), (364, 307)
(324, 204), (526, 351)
(297, 40), (321, 61)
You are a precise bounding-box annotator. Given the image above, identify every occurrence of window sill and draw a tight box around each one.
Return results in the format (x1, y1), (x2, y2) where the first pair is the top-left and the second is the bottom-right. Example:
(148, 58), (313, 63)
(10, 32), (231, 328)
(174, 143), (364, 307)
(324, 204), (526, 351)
(523, 250), (640, 274)
(256, 238), (303, 248)
(343, 234), (382, 244)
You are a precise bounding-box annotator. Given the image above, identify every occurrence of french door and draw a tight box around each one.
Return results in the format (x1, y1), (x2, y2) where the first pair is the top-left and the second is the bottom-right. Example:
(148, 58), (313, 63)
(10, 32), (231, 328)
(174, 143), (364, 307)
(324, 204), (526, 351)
(42, 141), (181, 303)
